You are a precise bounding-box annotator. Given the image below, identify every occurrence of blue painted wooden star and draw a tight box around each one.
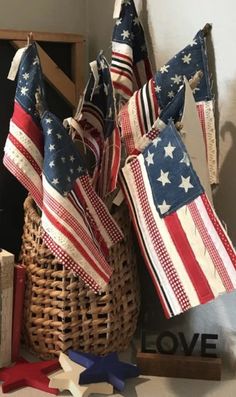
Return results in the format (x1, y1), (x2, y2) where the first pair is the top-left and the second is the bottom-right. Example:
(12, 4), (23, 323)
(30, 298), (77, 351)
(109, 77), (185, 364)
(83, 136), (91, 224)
(68, 350), (140, 391)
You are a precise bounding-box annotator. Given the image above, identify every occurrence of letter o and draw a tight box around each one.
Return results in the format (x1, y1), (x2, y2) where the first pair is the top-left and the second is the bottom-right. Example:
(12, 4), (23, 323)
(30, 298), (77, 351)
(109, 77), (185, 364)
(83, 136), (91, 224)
(156, 331), (178, 354)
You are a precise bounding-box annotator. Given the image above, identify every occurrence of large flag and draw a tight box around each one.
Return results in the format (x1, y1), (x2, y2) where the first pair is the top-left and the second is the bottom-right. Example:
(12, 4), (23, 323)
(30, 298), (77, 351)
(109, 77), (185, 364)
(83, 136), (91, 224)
(121, 121), (236, 318)
(3, 44), (123, 292)
(3, 43), (45, 209)
(154, 29), (218, 184)
(111, 0), (153, 103)
(72, 52), (121, 198)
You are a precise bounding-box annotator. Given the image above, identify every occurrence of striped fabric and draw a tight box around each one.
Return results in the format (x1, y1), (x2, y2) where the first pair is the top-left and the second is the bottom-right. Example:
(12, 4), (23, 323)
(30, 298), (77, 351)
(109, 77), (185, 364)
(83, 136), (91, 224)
(111, 0), (153, 103)
(3, 44), (123, 293)
(74, 53), (121, 198)
(120, 122), (236, 318)
(119, 78), (159, 156)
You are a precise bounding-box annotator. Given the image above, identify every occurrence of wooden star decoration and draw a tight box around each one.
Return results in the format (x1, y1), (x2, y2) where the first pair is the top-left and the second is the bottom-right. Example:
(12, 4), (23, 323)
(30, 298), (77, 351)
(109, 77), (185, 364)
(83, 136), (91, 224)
(0, 357), (60, 394)
(49, 352), (113, 397)
(68, 350), (140, 392)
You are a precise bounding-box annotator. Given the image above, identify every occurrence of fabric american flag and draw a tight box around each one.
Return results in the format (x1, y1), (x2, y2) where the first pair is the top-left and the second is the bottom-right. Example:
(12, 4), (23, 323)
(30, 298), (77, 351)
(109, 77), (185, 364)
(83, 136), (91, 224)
(3, 43), (45, 210)
(4, 44), (123, 292)
(111, 0), (153, 103)
(41, 110), (123, 292)
(154, 29), (218, 184)
(74, 52), (121, 198)
(119, 29), (218, 185)
(121, 121), (236, 318)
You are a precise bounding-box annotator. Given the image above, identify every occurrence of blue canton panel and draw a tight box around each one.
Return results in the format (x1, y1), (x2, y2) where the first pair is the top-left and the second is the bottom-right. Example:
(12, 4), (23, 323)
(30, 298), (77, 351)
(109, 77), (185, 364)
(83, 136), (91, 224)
(143, 121), (204, 218)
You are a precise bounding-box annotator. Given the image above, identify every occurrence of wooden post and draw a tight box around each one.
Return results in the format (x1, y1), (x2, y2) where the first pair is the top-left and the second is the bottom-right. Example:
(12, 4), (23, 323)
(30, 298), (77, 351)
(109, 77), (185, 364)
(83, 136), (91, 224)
(71, 40), (86, 106)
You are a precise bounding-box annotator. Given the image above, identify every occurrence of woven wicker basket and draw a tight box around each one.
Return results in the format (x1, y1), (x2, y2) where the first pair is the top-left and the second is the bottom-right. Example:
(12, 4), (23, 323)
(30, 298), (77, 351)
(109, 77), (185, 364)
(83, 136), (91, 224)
(20, 196), (140, 359)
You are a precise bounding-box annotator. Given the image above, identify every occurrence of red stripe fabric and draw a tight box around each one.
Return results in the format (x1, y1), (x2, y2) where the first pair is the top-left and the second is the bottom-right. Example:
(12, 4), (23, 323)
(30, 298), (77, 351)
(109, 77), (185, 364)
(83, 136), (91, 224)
(8, 133), (41, 176)
(164, 212), (215, 303)
(188, 197), (234, 291)
(13, 101), (43, 155)
(202, 194), (236, 267)
(130, 160), (191, 312)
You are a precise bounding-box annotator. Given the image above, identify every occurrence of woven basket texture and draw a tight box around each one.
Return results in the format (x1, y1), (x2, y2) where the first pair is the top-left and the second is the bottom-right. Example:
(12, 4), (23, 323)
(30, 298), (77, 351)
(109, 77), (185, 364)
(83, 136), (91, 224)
(20, 196), (140, 359)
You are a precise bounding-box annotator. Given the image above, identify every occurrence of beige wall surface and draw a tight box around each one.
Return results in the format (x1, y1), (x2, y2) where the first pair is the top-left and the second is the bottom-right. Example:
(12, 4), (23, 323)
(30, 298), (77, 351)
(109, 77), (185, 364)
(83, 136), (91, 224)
(0, 0), (87, 34)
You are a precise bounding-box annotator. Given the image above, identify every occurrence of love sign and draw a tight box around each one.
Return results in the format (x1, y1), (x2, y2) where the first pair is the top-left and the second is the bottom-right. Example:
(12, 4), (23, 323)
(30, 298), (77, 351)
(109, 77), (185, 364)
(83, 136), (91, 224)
(156, 331), (218, 357)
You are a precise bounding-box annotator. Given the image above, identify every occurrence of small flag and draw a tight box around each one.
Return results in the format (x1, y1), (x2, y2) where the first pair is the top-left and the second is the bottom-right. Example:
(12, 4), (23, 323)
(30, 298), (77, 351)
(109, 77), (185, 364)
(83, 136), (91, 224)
(111, 0), (153, 103)
(73, 52), (121, 198)
(154, 29), (218, 184)
(41, 110), (124, 292)
(3, 43), (45, 209)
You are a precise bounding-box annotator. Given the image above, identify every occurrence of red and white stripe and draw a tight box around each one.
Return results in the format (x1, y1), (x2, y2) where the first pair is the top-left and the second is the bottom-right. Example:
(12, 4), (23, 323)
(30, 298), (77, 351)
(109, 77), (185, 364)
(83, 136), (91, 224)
(41, 176), (113, 292)
(97, 126), (121, 198)
(3, 101), (43, 209)
(121, 154), (236, 318)
(119, 78), (160, 156)
(111, 41), (153, 102)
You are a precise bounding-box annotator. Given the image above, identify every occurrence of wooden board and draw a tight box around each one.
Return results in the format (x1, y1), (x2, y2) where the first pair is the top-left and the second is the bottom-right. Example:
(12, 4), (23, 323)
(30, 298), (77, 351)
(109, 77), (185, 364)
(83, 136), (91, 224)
(0, 29), (85, 110)
(0, 249), (15, 367)
(136, 351), (221, 381)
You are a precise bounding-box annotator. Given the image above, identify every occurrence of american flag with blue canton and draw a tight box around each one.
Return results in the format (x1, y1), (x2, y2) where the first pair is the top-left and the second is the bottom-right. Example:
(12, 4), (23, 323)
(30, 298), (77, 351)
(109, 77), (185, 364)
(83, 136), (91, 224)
(143, 120), (204, 217)
(154, 29), (218, 184)
(121, 120), (236, 317)
(75, 52), (121, 198)
(111, 0), (153, 103)
(3, 43), (45, 209)
(42, 112), (86, 196)
(41, 109), (124, 292)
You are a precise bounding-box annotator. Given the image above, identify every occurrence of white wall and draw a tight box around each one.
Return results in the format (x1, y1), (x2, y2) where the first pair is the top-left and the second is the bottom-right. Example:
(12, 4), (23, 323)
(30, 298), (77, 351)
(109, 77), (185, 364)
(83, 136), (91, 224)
(86, 0), (236, 362)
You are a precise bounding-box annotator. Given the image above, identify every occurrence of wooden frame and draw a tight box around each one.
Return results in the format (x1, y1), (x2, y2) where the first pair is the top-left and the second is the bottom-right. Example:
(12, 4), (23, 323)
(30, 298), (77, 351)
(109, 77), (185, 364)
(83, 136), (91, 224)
(0, 29), (85, 109)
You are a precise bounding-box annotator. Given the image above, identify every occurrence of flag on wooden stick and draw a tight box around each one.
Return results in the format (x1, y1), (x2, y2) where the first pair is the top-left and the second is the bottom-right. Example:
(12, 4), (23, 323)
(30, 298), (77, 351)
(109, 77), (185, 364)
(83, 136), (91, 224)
(121, 121), (236, 318)
(154, 27), (218, 184)
(41, 110), (123, 292)
(73, 52), (121, 198)
(111, 0), (153, 104)
(3, 43), (45, 209)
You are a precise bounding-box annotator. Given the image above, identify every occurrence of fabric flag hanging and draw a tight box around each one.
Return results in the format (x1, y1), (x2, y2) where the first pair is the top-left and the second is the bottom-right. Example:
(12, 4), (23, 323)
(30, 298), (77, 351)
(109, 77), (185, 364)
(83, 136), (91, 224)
(40, 110), (123, 292)
(4, 44), (123, 292)
(72, 52), (121, 198)
(111, 0), (153, 104)
(3, 43), (46, 209)
(121, 121), (236, 318)
(119, 27), (218, 185)
(154, 28), (218, 184)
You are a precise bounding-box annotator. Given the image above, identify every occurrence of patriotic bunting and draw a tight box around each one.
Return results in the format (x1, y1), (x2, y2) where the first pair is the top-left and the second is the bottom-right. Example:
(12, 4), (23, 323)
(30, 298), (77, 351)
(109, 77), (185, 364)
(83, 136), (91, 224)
(111, 0), (153, 104)
(121, 121), (236, 318)
(3, 44), (123, 292)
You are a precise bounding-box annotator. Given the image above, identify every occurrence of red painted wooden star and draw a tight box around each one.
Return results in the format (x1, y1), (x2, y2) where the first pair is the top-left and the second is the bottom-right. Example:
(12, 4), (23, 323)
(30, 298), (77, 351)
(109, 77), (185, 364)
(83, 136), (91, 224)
(0, 357), (61, 394)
